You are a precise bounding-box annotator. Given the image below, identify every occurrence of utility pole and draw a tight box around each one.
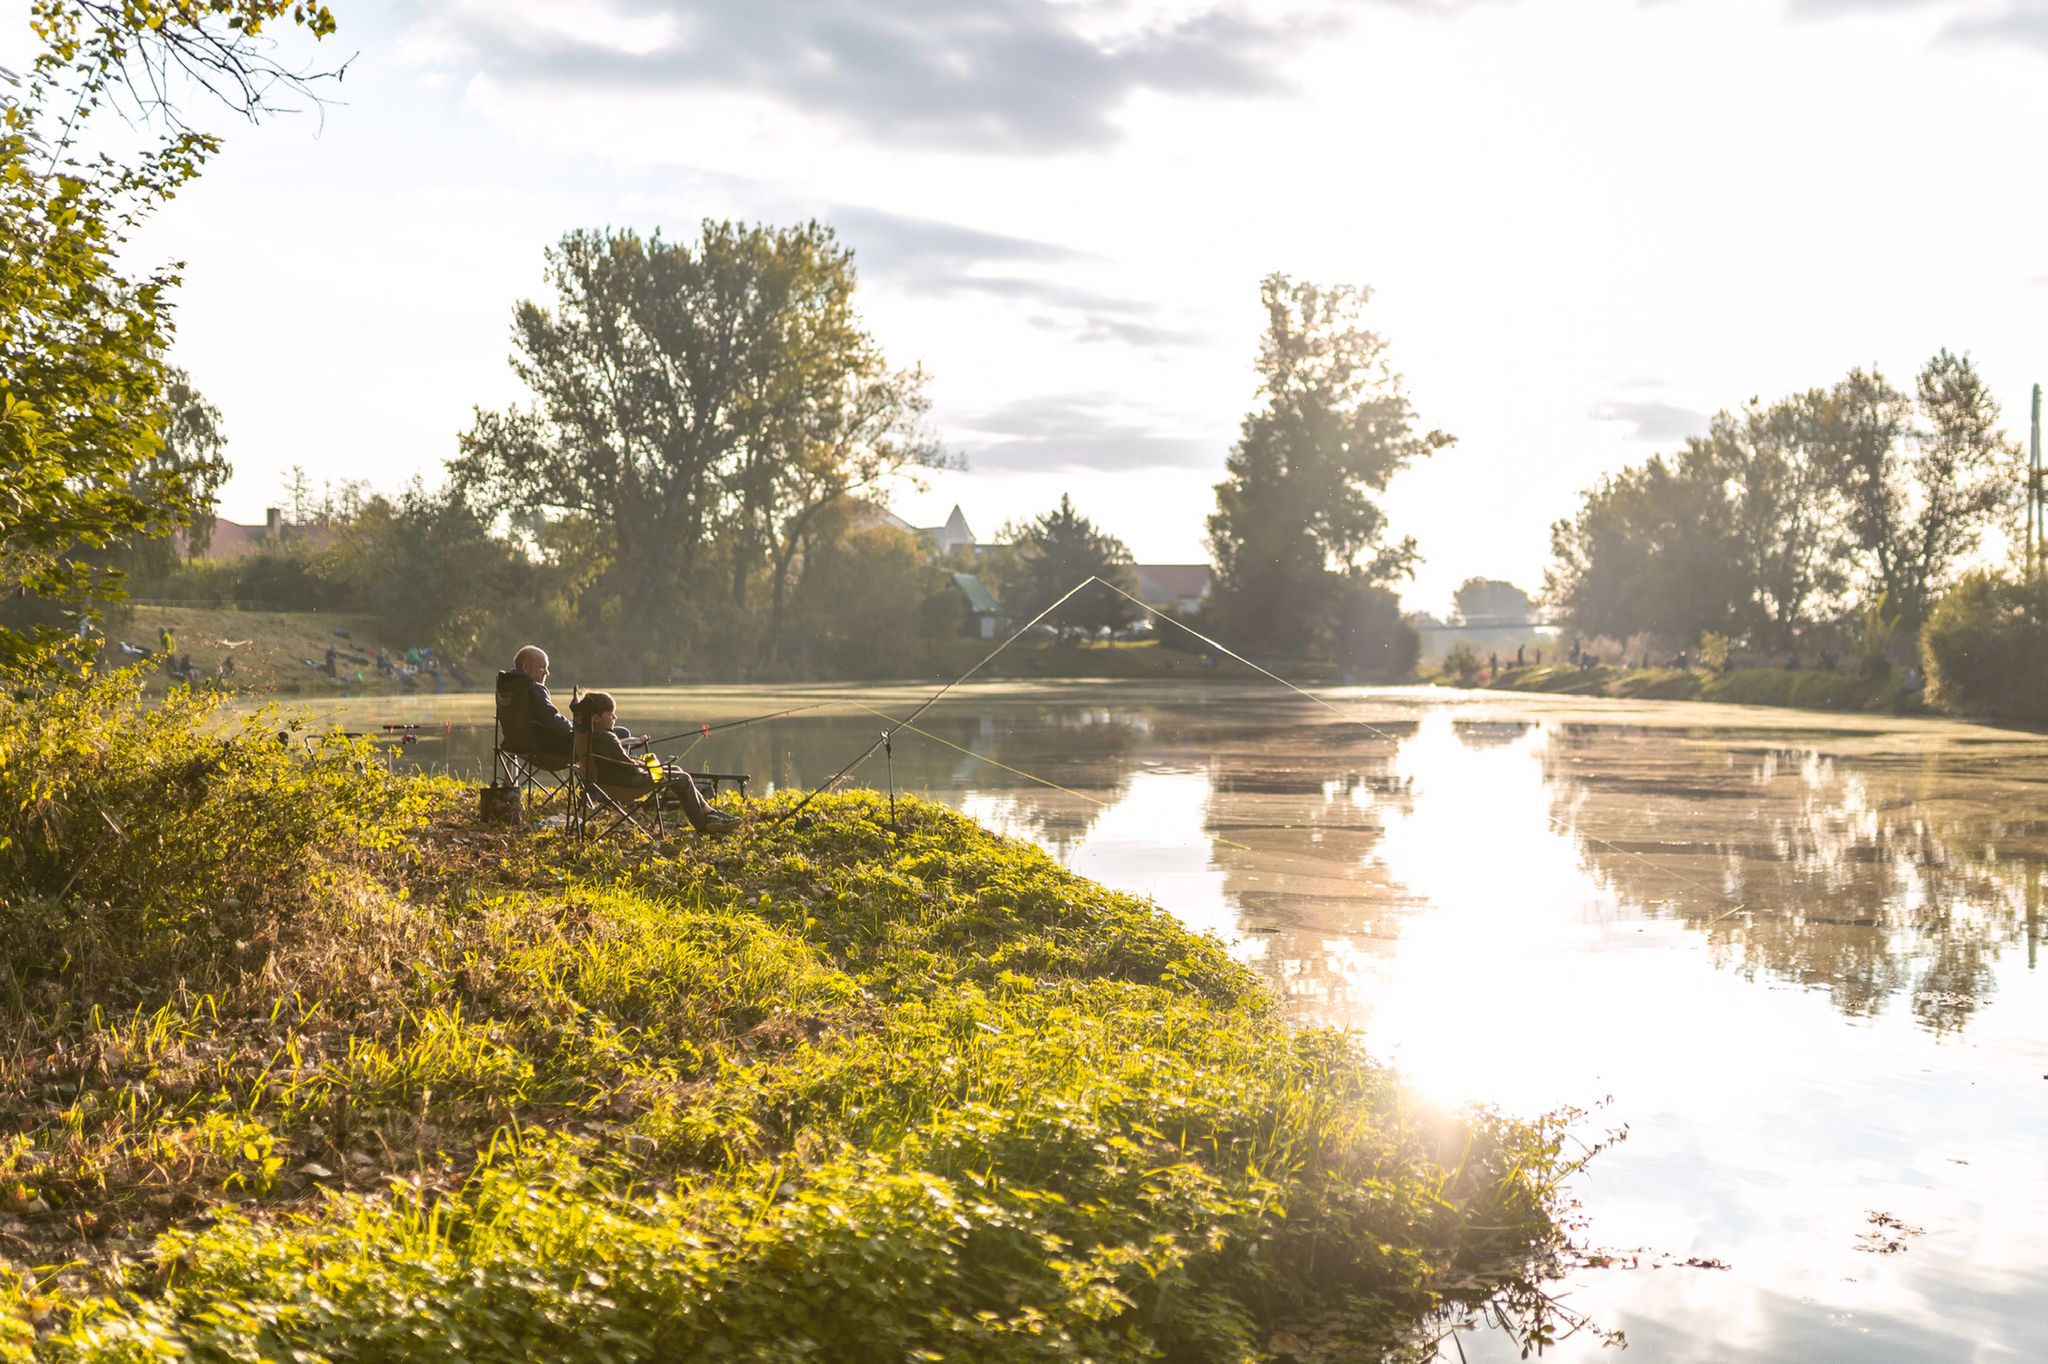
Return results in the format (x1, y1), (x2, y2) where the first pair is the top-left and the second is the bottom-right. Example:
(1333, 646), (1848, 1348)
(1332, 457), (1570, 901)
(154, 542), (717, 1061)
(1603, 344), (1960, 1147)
(2033, 384), (2045, 579)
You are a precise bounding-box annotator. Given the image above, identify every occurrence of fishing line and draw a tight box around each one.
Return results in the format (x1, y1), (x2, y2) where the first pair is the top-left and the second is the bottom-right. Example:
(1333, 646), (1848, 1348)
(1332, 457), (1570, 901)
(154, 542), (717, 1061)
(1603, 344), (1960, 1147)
(1089, 578), (1751, 923)
(774, 577), (1105, 824)
(777, 573), (1755, 924)
(841, 698), (1254, 852)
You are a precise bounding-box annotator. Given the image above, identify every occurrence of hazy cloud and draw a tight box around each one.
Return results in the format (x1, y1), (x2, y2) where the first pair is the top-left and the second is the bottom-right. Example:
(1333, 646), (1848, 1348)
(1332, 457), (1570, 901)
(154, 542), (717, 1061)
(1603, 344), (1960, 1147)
(1781, 0), (2048, 53)
(1589, 396), (1709, 443)
(419, 0), (1329, 154)
(834, 203), (1206, 347)
(1941, 3), (2048, 50)
(955, 393), (1217, 472)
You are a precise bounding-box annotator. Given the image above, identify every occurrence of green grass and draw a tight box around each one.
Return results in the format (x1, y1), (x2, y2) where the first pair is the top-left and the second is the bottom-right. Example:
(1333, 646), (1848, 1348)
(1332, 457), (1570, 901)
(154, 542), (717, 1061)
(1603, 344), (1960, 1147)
(0, 673), (1590, 1361)
(1485, 663), (1913, 713)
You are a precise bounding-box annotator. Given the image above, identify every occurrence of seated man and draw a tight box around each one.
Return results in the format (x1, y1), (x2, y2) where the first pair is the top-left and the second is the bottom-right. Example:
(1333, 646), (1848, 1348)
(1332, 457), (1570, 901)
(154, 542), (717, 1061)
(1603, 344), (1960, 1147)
(570, 691), (740, 835)
(502, 644), (574, 759)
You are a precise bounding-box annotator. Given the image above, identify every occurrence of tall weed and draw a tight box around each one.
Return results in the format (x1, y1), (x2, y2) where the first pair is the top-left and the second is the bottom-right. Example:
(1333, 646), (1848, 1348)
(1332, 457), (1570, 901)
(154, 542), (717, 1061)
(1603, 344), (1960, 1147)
(0, 671), (433, 999)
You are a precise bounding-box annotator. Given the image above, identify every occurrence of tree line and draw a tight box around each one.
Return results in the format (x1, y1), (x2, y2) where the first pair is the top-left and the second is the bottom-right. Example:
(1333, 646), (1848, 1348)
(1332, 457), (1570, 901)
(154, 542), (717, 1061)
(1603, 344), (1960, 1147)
(0, 0), (1451, 687)
(1545, 353), (2048, 717)
(14, 236), (1440, 684)
(1549, 352), (2019, 650)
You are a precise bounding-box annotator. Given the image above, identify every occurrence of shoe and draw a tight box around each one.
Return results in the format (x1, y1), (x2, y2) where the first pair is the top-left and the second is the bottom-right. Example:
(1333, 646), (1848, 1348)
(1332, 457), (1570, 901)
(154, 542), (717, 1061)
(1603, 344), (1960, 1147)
(688, 805), (743, 837)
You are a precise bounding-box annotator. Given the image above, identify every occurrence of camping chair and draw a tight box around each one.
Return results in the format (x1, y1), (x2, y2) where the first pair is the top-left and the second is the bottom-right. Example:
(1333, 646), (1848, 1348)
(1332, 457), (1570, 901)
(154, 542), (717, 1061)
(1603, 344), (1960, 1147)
(570, 719), (668, 843)
(493, 670), (573, 812)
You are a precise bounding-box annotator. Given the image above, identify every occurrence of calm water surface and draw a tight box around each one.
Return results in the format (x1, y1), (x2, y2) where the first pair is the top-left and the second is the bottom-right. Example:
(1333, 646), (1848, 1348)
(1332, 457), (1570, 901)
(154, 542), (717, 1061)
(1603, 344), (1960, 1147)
(319, 682), (2048, 1361)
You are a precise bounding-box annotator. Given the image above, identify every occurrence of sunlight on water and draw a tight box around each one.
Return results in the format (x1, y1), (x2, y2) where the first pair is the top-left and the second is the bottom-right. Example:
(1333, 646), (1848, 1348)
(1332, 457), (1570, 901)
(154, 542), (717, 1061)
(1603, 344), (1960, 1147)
(363, 684), (2048, 1361)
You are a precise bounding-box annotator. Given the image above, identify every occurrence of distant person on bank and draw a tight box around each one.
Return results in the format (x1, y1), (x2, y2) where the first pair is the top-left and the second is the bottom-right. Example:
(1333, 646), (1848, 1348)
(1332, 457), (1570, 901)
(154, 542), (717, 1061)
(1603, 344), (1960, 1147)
(570, 690), (740, 835)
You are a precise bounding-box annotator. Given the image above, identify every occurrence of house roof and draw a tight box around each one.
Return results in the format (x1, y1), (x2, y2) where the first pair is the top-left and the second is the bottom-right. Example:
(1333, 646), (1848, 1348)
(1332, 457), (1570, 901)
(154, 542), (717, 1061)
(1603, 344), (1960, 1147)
(951, 572), (1001, 613)
(178, 516), (335, 561)
(1132, 564), (1212, 602)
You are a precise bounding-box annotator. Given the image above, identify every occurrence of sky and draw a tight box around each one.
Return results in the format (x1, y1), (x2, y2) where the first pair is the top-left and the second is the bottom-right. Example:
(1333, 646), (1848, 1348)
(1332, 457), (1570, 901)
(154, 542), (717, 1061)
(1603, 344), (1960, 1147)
(12, 0), (2048, 615)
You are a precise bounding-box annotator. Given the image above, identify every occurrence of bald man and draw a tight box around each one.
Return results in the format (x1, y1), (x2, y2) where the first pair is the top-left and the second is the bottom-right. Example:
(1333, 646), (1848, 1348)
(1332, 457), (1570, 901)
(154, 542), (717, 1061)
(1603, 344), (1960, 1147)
(505, 644), (574, 758)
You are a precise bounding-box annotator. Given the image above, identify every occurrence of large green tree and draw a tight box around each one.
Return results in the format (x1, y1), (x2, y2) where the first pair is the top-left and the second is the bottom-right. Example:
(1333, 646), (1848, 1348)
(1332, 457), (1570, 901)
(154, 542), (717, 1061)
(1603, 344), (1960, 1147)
(1823, 352), (2017, 628)
(1700, 391), (1843, 648)
(1546, 452), (1746, 645)
(992, 494), (1139, 633)
(453, 222), (939, 676)
(0, 1), (337, 670)
(1206, 274), (1450, 656)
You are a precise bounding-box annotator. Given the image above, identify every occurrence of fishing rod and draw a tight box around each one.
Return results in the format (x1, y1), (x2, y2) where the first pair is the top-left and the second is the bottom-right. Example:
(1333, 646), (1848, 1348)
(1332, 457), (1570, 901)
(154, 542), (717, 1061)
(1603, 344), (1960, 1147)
(774, 576), (1104, 825)
(780, 573), (1753, 921)
(639, 701), (836, 749)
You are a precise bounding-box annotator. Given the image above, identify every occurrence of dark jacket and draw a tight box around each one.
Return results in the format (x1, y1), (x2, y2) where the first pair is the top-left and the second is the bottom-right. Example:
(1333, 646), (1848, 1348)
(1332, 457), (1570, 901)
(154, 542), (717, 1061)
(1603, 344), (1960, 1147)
(507, 672), (573, 740)
(586, 725), (652, 789)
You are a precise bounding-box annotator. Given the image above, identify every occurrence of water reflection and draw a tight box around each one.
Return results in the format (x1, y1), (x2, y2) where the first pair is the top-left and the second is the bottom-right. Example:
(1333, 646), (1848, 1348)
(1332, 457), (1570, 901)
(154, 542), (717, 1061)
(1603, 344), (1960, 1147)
(1544, 728), (2048, 1034)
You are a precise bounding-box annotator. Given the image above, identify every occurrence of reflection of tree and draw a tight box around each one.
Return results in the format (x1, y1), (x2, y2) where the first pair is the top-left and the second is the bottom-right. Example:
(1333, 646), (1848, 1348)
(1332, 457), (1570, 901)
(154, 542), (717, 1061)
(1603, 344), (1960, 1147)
(1197, 713), (1420, 1021)
(1544, 727), (2047, 1034)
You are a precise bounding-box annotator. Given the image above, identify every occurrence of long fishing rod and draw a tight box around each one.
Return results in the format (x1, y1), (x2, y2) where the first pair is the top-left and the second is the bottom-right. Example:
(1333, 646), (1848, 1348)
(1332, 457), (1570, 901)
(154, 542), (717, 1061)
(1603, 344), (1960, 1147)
(773, 576), (1105, 825)
(765, 572), (1753, 925)
(640, 701), (835, 749)
(1090, 577), (1751, 921)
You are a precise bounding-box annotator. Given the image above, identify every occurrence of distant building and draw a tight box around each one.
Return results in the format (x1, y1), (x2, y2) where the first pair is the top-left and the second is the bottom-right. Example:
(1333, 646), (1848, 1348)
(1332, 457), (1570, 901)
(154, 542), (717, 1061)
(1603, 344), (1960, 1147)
(1131, 564), (1212, 616)
(851, 502), (993, 557)
(178, 507), (334, 561)
(950, 573), (1002, 639)
(925, 506), (980, 555)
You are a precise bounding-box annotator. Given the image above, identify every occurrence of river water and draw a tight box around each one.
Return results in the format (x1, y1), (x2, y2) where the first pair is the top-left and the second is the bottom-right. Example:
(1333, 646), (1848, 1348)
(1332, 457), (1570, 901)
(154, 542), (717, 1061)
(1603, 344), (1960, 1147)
(316, 681), (2048, 1362)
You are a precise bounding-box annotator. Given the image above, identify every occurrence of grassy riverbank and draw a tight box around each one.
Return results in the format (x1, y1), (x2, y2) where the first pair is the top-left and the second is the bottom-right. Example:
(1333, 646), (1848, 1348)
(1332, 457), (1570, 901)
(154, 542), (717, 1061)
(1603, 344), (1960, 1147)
(112, 606), (486, 696)
(0, 676), (1582, 1361)
(1483, 662), (1917, 714)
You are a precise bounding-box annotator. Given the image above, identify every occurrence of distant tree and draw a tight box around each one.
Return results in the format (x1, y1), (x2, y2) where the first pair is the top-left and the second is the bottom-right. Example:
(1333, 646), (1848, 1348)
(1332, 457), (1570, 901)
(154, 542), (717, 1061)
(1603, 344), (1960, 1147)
(1546, 452), (1746, 644)
(1700, 391), (1844, 648)
(334, 483), (537, 658)
(1922, 571), (2048, 722)
(992, 495), (1139, 633)
(158, 370), (230, 558)
(1451, 578), (1533, 626)
(741, 359), (948, 670)
(1824, 352), (2017, 628)
(784, 525), (951, 678)
(453, 221), (923, 676)
(283, 466), (315, 525)
(1207, 275), (1450, 656)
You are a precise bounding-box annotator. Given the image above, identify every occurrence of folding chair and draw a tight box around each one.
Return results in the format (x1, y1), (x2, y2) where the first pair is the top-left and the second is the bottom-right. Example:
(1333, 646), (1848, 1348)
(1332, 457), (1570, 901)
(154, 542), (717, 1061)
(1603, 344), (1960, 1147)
(570, 719), (668, 843)
(493, 670), (573, 812)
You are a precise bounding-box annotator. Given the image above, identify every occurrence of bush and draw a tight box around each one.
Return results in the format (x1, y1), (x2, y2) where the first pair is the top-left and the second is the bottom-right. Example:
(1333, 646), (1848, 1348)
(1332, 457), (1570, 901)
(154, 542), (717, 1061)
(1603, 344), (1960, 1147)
(1922, 573), (2048, 722)
(0, 670), (434, 998)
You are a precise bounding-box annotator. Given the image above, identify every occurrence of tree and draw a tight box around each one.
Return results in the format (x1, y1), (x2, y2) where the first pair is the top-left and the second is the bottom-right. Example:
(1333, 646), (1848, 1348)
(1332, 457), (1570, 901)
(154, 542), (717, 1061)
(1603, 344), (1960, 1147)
(1546, 452), (1746, 645)
(327, 483), (535, 657)
(1700, 391), (1843, 648)
(992, 495), (1139, 632)
(1452, 578), (1533, 626)
(742, 360), (946, 669)
(453, 221), (934, 676)
(1825, 352), (2017, 628)
(1207, 275), (1450, 656)
(0, 1), (338, 671)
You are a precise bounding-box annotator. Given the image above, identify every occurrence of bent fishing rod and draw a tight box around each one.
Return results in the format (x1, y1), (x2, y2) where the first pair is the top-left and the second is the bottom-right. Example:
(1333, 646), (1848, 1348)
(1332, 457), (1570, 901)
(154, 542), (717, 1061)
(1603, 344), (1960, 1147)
(769, 576), (1755, 920)
(774, 576), (1105, 824)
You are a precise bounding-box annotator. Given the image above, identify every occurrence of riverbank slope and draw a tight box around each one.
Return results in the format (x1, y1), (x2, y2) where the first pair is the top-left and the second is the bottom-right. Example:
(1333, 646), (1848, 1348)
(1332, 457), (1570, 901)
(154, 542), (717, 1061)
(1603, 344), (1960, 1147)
(0, 676), (1578, 1360)
(1482, 662), (1918, 714)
